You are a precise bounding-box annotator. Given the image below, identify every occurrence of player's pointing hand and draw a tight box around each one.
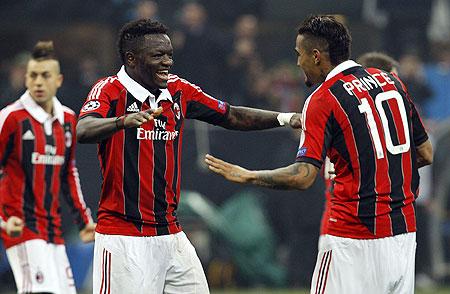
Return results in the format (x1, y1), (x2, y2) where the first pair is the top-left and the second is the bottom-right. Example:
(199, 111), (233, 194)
(122, 106), (163, 128)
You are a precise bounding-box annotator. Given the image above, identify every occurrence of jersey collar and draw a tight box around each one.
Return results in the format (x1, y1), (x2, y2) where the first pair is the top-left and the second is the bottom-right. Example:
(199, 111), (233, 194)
(325, 60), (360, 81)
(117, 66), (173, 108)
(20, 91), (64, 125)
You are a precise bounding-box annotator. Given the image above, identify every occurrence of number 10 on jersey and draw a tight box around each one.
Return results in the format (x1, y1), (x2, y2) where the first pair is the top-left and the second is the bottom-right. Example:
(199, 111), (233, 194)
(358, 90), (410, 159)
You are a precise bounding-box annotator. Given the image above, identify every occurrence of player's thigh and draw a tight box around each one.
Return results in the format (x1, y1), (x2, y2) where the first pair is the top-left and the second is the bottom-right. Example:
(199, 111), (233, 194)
(53, 244), (77, 294)
(93, 232), (163, 294)
(388, 233), (416, 294)
(310, 235), (370, 294)
(164, 232), (209, 294)
(6, 239), (60, 294)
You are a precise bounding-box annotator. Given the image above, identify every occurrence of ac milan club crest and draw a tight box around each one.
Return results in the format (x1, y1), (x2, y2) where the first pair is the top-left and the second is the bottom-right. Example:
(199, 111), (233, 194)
(173, 102), (181, 120)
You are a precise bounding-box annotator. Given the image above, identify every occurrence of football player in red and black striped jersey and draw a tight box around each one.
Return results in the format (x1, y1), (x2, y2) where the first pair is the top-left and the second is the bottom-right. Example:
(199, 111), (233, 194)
(76, 19), (302, 293)
(206, 15), (433, 294)
(0, 41), (95, 294)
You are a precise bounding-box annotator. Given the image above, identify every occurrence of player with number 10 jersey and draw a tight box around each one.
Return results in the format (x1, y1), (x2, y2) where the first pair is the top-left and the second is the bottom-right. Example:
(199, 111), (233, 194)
(297, 60), (428, 239)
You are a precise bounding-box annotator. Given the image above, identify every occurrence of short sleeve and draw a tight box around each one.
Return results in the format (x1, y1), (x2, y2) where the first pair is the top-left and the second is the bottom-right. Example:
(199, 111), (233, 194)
(295, 94), (334, 168)
(79, 78), (113, 119)
(182, 79), (230, 125)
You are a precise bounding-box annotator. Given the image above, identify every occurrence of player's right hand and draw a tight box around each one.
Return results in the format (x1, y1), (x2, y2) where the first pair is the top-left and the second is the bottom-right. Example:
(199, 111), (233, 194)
(124, 106), (163, 128)
(5, 216), (24, 237)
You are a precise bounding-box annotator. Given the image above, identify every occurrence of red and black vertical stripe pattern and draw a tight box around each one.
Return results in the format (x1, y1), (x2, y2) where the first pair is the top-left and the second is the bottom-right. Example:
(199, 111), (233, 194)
(43, 125), (56, 242)
(20, 119), (37, 233)
(123, 92), (143, 232)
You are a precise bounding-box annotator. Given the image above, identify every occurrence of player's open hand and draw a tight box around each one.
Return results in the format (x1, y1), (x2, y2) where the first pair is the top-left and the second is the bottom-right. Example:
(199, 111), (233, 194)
(289, 113), (302, 129)
(124, 106), (163, 128)
(205, 154), (252, 184)
(79, 222), (97, 243)
(5, 216), (24, 237)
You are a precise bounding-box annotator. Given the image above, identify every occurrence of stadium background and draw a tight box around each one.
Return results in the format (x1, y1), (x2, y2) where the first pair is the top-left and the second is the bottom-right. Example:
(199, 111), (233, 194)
(0, 0), (449, 293)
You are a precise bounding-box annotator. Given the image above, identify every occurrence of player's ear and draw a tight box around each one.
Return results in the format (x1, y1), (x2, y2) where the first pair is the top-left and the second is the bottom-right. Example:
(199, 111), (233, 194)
(312, 49), (321, 65)
(125, 51), (137, 67)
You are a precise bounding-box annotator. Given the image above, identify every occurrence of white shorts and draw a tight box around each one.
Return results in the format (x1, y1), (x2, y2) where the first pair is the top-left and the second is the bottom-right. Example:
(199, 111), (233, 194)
(6, 239), (76, 294)
(310, 232), (416, 294)
(93, 231), (209, 294)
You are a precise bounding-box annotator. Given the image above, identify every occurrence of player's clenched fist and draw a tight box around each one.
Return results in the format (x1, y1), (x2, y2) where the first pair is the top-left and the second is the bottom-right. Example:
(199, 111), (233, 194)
(1, 216), (25, 237)
(117, 107), (163, 129)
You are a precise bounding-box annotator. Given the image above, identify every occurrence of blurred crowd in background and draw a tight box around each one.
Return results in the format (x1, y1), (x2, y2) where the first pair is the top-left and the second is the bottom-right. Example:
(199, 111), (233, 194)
(0, 0), (450, 292)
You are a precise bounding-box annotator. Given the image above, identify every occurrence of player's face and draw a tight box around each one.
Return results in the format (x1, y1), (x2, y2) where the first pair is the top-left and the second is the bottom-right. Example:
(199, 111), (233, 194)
(295, 34), (322, 87)
(25, 59), (63, 106)
(133, 34), (173, 91)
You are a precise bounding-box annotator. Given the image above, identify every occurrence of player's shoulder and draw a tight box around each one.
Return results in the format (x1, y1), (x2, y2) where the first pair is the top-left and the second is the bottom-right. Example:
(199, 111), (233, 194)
(0, 100), (26, 120)
(0, 100), (25, 131)
(87, 75), (123, 100)
(167, 74), (200, 91)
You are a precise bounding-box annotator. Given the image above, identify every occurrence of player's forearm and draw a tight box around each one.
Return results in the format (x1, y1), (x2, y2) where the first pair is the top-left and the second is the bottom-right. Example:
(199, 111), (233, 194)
(221, 106), (281, 130)
(76, 116), (123, 143)
(250, 162), (318, 190)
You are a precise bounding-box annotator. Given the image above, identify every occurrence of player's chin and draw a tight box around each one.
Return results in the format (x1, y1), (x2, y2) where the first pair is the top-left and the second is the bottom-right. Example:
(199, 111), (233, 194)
(157, 81), (168, 88)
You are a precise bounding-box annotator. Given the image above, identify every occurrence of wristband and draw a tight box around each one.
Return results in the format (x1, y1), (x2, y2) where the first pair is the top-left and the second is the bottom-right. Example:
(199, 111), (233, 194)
(277, 112), (295, 126)
(115, 116), (126, 130)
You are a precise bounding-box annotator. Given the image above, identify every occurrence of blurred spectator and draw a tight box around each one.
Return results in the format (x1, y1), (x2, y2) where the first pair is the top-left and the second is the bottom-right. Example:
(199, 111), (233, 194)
(0, 52), (30, 109)
(122, 0), (159, 22)
(226, 14), (266, 106)
(398, 52), (432, 112)
(135, 0), (159, 19)
(267, 63), (305, 112)
(171, 2), (227, 95)
(378, 0), (432, 58)
(78, 56), (101, 90)
(423, 43), (450, 121)
(428, 0), (450, 45)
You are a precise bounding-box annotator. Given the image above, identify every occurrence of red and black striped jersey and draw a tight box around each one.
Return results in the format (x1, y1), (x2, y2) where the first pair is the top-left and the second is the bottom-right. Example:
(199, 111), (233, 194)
(0, 92), (92, 249)
(78, 66), (229, 237)
(296, 60), (428, 239)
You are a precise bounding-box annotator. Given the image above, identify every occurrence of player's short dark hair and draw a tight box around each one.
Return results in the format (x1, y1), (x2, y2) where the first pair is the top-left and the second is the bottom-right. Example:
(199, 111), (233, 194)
(118, 19), (168, 63)
(357, 52), (399, 72)
(32, 41), (57, 61)
(298, 15), (351, 65)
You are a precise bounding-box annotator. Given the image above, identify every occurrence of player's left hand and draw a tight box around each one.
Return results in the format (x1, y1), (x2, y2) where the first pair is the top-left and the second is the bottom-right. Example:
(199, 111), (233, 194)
(79, 222), (96, 243)
(205, 154), (252, 184)
(289, 113), (302, 129)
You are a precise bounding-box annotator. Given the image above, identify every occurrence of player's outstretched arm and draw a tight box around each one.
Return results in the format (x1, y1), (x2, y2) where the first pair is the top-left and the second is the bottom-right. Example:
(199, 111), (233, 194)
(0, 216), (24, 237)
(77, 107), (162, 143)
(416, 139), (433, 168)
(205, 154), (318, 190)
(219, 106), (301, 130)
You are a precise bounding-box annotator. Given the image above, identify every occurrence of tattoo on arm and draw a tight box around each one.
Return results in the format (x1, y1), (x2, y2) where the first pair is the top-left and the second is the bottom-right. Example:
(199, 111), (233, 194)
(253, 163), (315, 190)
(222, 106), (280, 130)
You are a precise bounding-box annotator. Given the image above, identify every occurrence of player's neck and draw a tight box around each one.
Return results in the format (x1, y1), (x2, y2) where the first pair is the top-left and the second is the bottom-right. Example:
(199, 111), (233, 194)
(39, 100), (54, 116)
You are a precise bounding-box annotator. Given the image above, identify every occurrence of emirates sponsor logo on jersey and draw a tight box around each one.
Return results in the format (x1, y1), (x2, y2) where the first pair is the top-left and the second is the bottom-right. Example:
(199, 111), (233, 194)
(136, 119), (179, 141)
(31, 153), (65, 165)
(31, 144), (65, 165)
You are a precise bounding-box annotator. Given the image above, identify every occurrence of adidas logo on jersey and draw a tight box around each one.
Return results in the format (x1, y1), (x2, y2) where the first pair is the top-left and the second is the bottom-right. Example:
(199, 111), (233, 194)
(22, 130), (35, 140)
(127, 102), (140, 112)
